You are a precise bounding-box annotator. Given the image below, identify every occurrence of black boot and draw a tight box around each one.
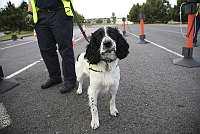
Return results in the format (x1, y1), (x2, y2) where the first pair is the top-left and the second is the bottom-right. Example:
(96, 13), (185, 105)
(59, 47), (77, 94)
(41, 79), (62, 89)
(40, 49), (62, 83)
(40, 49), (62, 89)
(60, 81), (76, 94)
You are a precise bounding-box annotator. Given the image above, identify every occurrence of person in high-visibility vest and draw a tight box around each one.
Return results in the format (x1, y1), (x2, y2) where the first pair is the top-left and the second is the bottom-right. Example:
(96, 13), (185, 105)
(28, 0), (76, 94)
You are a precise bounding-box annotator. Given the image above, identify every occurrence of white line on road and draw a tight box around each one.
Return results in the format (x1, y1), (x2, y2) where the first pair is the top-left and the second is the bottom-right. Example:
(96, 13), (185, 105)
(5, 37), (84, 79)
(127, 31), (184, 58)
(0, 41), (35, 50)
(5, 59), (43, 79)
(1, 36), (83, 51)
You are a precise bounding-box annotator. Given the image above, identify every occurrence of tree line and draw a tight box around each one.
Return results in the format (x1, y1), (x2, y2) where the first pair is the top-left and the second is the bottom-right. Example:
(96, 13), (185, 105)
(0, 0), (189, 32)
(127, 0), (187, 23)
(0, 1), (32, 32)
(0, 1), (85, 32)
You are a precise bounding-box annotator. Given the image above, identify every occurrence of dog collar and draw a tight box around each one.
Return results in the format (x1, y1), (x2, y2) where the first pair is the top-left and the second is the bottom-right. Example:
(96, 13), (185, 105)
(89, 67), (103, 72)
(89, 62), (118, 73)
(89, 64), (104, 72)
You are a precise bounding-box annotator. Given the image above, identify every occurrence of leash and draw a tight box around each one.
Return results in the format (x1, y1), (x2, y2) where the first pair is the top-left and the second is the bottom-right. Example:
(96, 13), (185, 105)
(69, 1), (90, 43)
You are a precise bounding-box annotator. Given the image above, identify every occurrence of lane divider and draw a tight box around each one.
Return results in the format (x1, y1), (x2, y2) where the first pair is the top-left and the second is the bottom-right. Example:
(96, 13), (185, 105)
(5, 37), (83, 79)
(0, 41), (35, 50)
(127, 31), (184, 58)
(5, 59), (43, 79)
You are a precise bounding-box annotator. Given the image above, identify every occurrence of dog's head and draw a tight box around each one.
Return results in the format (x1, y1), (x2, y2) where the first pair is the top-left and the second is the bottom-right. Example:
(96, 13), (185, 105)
(84, 27), (129, 64)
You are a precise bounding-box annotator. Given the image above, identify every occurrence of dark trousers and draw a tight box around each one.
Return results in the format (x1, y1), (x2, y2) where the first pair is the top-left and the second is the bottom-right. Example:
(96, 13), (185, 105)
(35, 9), (76, 86)
(194, 14), (200, 44)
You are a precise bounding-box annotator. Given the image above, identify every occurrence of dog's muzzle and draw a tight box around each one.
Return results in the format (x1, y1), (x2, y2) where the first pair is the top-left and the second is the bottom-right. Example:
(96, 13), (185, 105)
(101, 40), (117, 62)
(101, 47), (116, 54)
(103, 40), (112, 49)
(101, 39), (116, 53)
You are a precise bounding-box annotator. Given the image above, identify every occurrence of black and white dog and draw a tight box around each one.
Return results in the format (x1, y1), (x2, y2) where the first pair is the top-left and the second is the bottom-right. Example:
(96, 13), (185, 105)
(75, 27), (129, 129)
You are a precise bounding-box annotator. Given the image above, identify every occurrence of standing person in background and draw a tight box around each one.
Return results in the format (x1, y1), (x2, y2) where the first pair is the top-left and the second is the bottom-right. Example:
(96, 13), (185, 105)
(194, 3), (200, 47)
(28, 0), (76, 94)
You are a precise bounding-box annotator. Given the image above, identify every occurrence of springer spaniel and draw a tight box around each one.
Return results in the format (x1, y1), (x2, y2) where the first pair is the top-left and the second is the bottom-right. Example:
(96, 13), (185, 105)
(75, 27), (129, 129)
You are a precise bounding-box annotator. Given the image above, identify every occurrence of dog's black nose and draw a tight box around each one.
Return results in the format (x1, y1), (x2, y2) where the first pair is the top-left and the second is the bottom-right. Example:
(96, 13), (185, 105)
(103, 41), (112, 48)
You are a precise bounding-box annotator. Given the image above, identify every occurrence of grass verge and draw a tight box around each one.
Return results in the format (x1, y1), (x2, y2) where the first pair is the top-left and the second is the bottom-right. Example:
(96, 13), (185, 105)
(0, 31), (33, 42)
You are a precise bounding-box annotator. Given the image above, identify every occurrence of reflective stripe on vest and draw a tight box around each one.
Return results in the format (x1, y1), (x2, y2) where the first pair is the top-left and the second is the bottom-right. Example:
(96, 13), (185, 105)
(30, 0), (73, 23)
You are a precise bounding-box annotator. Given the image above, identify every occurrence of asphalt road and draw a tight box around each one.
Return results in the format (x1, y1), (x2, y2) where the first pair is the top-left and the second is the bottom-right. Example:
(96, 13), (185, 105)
(0, 24), (200, 134)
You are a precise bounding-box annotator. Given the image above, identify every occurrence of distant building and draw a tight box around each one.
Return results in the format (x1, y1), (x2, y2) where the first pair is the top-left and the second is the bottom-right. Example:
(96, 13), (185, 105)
(85, 18), (110, 24)
(85, 18), (133, 25)
(116, 18), (133, 24)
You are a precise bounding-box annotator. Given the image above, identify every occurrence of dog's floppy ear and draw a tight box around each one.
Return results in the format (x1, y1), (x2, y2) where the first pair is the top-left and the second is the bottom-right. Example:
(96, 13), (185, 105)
(115, 29), (129, 60)
(84, 32), (101, 64)
(107, 27), (129, 60)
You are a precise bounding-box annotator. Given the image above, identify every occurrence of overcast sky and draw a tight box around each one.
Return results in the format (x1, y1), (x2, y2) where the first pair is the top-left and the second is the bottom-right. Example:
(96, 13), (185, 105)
(0, 0), (177, 19)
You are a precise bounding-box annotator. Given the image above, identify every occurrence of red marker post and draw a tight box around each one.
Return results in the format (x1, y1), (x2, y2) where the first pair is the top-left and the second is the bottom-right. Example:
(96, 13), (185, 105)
(173, 0), (200, 67)
(137, 13), (148, 44)
(122, 17), (126, 36)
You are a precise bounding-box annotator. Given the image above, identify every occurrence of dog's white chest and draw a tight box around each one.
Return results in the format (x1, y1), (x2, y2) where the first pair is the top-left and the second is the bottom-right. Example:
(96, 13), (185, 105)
(101, 73), (115, 86)
(97, 67), (120, 87)
(88, 62), (120, 88)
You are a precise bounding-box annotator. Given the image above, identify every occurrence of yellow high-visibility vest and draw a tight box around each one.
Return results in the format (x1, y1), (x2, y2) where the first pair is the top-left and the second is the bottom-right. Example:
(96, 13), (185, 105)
(30, 0), (73, 23)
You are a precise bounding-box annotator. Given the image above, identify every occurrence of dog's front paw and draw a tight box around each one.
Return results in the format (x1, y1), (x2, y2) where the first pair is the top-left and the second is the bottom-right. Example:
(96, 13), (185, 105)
(91, 118), (99, 129)
(110, 107), (119, 117)
(76, 88), (82, 95)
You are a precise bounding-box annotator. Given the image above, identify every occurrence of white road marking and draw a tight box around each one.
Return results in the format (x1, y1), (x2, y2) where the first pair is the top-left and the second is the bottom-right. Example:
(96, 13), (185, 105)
(0, 41), (35, 50)
(5, 59), (43, 79)
(127, 31), (184, 58)
(4, 37), (83, 79)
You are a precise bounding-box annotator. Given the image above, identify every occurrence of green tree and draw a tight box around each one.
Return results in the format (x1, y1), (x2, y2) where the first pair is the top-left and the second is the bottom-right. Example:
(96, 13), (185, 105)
(144, 0), (171, 23)
(107, 18), (111, 23)
(0, 8), (3, 31)
(0, 1), (33, 32)
(18, 1), (32, 31)
(171, 0), (187, 22)
(127, 3), (140, 22)
(128, 0), (172, 23)
(0, 1), (85, 32)
(74, 11), (85, 24)
(0, 2), (19, 31)
(96, 18), (103, 24)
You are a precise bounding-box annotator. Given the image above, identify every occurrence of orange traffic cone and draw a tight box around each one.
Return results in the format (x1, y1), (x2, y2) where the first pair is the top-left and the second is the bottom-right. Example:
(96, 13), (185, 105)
(137, 13), (148, 44)
(173, 11), (200, 67)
